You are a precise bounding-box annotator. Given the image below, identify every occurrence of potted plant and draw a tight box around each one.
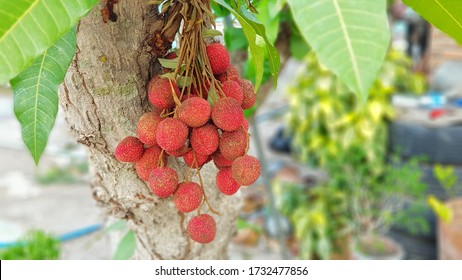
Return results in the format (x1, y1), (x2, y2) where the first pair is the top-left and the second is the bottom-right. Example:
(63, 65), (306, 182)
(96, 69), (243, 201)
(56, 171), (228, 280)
(428, 164), (462, 259)
(326, 146), (428, 260)
(285, 50), (429, 259)
(274, 181), (352, 260)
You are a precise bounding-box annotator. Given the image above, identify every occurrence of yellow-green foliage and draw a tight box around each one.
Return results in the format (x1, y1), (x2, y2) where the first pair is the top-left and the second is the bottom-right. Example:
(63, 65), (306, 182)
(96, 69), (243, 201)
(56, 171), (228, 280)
(287, 50), (426, 167)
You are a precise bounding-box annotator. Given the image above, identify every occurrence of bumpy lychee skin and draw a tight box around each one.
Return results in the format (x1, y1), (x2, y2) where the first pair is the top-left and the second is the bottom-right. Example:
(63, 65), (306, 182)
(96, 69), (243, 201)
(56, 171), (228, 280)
(211, 151), (233, 169)
(211, 97), (244, 131)
(137, 112), (163, 146)
(238, 79), (257, 109)
(219, 129), (247, 160)
(149, 167), (178, 198)
(232, 155), (261, 186)
(216, 168), (240, 195)
(178, 97), (212, 128)
(216, 65), (239, 83)
(148, 77), (181, 109)
(187, 214), (216, 243)
(115, 136), (145, 162)
(190, 124), (219, 156)
(173, 182), (203, 213)
(135, 146), (167, 181)
(222, 80), (244, 104)
(166, 143), (191, 157)
(206, 43), (230, 75)
(156, 118), (189, 151)
(183, 150), (209, 168)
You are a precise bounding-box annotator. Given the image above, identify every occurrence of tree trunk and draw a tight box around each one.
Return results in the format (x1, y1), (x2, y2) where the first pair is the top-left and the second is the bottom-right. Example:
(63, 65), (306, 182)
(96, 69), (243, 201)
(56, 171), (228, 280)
(59, 0), (240, 259)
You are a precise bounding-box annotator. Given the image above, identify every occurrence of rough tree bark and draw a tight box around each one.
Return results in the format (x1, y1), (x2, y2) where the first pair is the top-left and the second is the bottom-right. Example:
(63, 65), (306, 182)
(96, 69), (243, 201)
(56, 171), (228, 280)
(59, 0), (240, 259)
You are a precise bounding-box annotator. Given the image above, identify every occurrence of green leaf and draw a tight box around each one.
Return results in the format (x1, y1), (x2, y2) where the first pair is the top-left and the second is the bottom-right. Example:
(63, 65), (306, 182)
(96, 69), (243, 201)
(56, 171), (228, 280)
(244, 53), (272, 85)
(211, 0), (231, 17)
(403, 0), (462, 44)
(0, 0), (99, 84)
(214, 0), (280, 90)
(158, 57), (179, 69)
(255, 0), (280, 44)
(224, 27), (249, 51)
(287, 0), (390, 101)
(428, 195), (453, 223)
(113, 230), (136, 260)
(433, 163), (459, 197)
(203, 28), (223, 38)
(159, 73), (192, 88)
(11, 28), (77, 164)
(269, 0), (287, 18)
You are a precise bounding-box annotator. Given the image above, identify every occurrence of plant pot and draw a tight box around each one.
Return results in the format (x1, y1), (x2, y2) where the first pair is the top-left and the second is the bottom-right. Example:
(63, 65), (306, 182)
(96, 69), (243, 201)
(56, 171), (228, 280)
(438, 198), (462, 259)
(352, 235), (405, 260)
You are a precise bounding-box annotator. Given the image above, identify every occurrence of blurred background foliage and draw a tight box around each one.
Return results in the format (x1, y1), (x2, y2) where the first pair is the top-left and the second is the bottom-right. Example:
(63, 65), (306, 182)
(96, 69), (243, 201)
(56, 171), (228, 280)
(274, 49), (430, 259)
(0, 230), (60, 260)
(287, 50), (427, 167)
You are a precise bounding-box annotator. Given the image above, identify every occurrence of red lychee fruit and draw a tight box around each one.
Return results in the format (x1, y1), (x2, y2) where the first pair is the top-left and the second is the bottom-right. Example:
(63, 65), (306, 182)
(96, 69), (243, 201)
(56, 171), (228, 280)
(178, 97), (211, 128)
(135, 145), (167, 181)
(216, 168), (240, 195)
(221, 80), (244, 104)
(183, 150), (209, 168)
(238, 79), (256, 109)
(216, 65), (239, 83)
(190, 124), (219, 156)
(211, 151), (233, 169)
(187, 214), (216, 243)
(166, 143), (191, 157)
(156, 118), (189, 151)
(137, 112), (163, 146)
(206, 43), (230, 75)
(149, 167), (178, 198)
(232, 155), (261, 186)
(219, 129), (247, 160)
(211, 97), (244, 131)
(148, 77), (181, 109)
(115, 136), (145, 162)
(173, 182), (203, 213)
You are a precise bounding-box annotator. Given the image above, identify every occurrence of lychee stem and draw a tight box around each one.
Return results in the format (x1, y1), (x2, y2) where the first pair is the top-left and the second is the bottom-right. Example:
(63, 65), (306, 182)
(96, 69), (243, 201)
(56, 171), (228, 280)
(244, 127), (250, 154)
(158, 149), (165, 167)
(168, 79), (182, 108)
(163, 110), (175, 117)
(196, 167), (220, 215)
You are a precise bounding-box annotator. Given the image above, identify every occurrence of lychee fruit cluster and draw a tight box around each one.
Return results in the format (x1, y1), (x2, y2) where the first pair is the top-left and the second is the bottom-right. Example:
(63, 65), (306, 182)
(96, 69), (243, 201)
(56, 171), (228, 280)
(114, 42), (260, 244)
